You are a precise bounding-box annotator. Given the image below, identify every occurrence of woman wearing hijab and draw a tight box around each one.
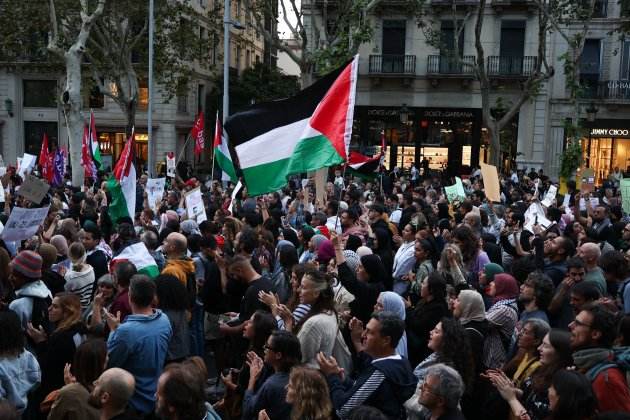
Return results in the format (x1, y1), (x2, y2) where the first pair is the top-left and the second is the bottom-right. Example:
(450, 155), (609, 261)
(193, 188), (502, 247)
(332, 233), (386, 323)
(484, 273), (519, 369)
(315, 239), (335, 271)
(300, 234), (326, 264)
(374, 292), (408, 358)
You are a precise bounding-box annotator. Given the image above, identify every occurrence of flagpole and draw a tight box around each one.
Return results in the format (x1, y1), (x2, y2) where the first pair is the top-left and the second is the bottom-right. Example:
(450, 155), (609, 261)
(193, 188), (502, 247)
(176, 134), (192, 165)
(333, 165), (347, 233)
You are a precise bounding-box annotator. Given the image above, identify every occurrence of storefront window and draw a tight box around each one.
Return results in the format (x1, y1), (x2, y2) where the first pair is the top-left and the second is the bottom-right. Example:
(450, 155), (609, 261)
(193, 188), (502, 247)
(581, 133), (630, 184)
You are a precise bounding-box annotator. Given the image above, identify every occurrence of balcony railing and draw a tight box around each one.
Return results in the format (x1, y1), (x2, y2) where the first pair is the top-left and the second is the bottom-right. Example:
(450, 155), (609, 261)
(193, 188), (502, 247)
(487, 56), (537, 77)
(582, 80), (630, 101)
(369, 55), (416, 75)
(427, 55), (476, 75)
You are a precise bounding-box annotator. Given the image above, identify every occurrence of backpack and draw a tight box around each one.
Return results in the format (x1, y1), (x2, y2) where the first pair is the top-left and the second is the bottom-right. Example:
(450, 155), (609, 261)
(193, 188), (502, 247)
(586, 347), (630, 381)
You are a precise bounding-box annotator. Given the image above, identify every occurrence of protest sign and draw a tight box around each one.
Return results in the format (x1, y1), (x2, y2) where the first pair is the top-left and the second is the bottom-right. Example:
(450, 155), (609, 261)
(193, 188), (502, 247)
(621, 179), (630, 214)
(561, 193), (570, 209)
(541, 185), (558, 207)
(146, 178), (166, 211)
(0, 182), (5, 203)
(2, 205), (50, 242)
(523, 202), (553, 234)
(18, 174), (50, 204)
(166, 153), (176, 178)
(185, 187), (207, 223)
(445, 177), (466, 203)
(17, 153), (36, 179)
(0, 167), (6, 177)
(480, 163), (501, 202)
(314, 168), (327, 207)
(580, 168), (595, 193)
(228, 181), (243, 214)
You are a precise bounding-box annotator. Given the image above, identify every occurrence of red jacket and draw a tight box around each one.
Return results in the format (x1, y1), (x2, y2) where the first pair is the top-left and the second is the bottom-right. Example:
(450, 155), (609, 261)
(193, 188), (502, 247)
(592, 366), (630, 413)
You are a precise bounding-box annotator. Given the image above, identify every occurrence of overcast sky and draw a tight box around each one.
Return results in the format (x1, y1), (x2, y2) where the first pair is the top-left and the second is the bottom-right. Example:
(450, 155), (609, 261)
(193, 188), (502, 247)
(277, 0), (300, 39)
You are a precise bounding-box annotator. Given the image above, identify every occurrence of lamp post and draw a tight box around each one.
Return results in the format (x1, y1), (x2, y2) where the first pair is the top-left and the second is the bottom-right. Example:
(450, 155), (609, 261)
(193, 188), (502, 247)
(147, 0), (155, 176)
(223, 0), (245, 124)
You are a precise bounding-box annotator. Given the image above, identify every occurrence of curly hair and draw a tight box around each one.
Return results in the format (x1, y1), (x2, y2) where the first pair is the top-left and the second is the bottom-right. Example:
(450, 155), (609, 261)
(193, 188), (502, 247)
(451, 225), (480, 267)
(436, 317), (474, 393)
(289, 366), (333, 420)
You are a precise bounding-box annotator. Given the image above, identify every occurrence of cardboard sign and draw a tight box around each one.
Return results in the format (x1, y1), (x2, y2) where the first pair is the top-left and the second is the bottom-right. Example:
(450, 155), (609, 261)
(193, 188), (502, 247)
(185, 187), (207, 223)
(166, 153), (176, 178)
(580, 168), (595, 193)
(146, 178), (166, 211)
(314, 168), (327, 207)
(480, 163), (501, 202)
(541, 185), (558, 208)
(621, 179), (630, 214)
(2, 205), (50, 242)
(18, 174), (50, 204)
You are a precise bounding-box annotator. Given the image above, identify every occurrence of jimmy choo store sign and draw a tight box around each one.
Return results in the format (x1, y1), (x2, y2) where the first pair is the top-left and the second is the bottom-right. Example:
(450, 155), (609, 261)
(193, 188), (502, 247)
(590, 128), (630, 137)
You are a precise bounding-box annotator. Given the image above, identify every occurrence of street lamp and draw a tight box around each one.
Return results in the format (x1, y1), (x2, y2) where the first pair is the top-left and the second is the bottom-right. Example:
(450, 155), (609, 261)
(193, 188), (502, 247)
(147, 0), (155, 176)
(223, 0), (245, 124)
(585, 102), (599, 123)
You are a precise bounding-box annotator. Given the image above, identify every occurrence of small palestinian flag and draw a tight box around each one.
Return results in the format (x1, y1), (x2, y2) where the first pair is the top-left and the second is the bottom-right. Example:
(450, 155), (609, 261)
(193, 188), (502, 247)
(213, 112), (237, 183)
(224, 56), (358, 196)
(347, 151), (381, 180)
(107, 129), (136, 223)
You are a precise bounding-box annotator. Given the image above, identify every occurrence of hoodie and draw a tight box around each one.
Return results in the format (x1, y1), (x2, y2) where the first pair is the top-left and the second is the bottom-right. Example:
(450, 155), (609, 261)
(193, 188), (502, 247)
(327, 352), (416, 420)
(161, 257), (195, 287)
(9, 280), (53, 330)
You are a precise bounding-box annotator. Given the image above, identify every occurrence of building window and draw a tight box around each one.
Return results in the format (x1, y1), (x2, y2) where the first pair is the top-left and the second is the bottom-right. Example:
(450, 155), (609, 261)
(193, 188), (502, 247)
(580, 39), (601, 95)
(593, 0), (607, 18)
(23, 80), (57, 108)
(24, 121), (58, 156)
(255, 54), (260, 64)
(621, 40), (630, 80)
(177, 93), (188, 113)
(138, 81), (149, 111)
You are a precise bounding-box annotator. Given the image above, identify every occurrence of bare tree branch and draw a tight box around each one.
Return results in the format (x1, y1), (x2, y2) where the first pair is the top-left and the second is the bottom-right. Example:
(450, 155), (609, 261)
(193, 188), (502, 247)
(47, 0), (64, 57)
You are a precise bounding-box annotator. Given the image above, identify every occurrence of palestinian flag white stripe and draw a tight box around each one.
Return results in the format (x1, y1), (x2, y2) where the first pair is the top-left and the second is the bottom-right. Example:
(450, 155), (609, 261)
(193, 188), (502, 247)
(111, 242), (159, 278)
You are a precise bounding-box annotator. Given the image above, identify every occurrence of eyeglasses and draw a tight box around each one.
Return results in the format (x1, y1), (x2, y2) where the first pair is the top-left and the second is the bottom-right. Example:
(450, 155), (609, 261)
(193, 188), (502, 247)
(572, 318), (592, 328)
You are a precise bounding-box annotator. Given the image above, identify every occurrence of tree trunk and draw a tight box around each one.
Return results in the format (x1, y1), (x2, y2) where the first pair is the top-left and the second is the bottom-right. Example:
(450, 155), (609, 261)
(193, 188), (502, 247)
(488, 122), (502, 168)
(63, 47), (85, 187)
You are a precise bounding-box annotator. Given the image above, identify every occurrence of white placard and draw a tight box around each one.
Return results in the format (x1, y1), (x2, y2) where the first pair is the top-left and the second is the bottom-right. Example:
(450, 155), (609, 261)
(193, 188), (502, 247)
(17, 154), (36, 179)
(0, 167), (6, 177)
(524, 202), (553, 234)
(146, 178), (166, 211)
(228, 181), (243, 215)
(166, 154), (176, 178)
(185, 187), (207, 223)
(2, 205), (50, 242)
(0, 182), (5, 203)
(541, 185), (558, 208)
(562, 193), (570, 209)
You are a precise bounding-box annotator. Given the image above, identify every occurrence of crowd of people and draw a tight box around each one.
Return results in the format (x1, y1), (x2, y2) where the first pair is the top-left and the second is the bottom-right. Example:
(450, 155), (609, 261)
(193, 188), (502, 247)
(1, 163), (630, 420)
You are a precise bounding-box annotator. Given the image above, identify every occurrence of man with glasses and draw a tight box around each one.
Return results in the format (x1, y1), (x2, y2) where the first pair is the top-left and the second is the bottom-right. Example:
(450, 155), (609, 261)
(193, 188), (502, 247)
(417, 364), (466, 420)
(318, 311), (416, 420)
(242, 330), (301, 420)
(570, 304), (630, 413)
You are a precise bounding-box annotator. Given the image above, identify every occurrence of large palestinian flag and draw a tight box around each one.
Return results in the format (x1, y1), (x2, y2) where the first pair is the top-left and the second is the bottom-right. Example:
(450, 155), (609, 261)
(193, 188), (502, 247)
(224, 56), (358, 196)
(107, 130), (136, 223)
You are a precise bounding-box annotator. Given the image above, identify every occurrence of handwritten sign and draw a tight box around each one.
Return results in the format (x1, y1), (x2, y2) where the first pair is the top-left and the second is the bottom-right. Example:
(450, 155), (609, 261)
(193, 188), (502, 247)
(18, 174), (50, 204)
(524, 202), (553, 234)
(17, 154), (36, 179)
(146, 178), (166, 211)
(185, 187), (206, 223)
(580, 168), (595, 193)
(2, 205), (50, 242)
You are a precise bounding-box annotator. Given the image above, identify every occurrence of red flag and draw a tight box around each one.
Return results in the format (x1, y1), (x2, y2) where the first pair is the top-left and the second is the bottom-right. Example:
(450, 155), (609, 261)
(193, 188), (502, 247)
(192, 112), (205, 155)
(39, 133), (53, 182)
(213, 112), (222, 148)
(81, 125), (96, 180)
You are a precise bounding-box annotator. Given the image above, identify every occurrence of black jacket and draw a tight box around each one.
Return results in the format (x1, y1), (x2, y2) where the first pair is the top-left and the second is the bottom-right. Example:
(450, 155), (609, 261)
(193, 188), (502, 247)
(338, 262), (384, 323)
(406, 299), (450, 367)
(327, 352), (416, 420)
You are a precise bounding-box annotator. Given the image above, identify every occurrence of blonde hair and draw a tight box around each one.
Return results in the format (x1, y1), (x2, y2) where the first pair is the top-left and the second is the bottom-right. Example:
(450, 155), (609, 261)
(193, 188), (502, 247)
(54, 293), (82, 332)
(68, 242), (86, 270)
(289, 367), (333, 420)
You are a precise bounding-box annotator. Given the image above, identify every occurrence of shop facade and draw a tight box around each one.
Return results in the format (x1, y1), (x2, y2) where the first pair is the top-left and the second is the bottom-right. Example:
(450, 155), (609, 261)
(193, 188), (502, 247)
(352, 106), (484, 176)
(580, 120), (630, 184)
